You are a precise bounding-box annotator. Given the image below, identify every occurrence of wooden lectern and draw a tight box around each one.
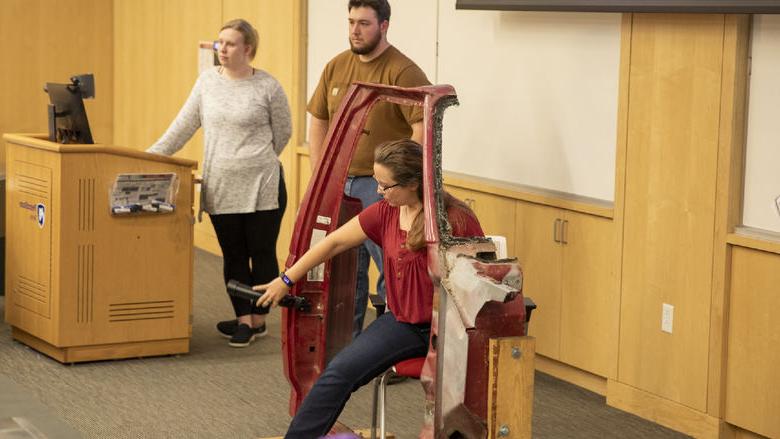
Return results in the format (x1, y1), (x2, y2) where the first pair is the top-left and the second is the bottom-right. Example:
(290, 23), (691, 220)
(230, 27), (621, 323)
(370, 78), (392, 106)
(2, 133), (197, 363)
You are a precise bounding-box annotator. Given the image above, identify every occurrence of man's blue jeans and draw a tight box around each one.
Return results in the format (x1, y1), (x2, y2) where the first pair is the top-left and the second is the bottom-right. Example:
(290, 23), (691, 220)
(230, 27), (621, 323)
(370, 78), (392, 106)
(344, 176), (386, 338)
(284, 312), (430, 438)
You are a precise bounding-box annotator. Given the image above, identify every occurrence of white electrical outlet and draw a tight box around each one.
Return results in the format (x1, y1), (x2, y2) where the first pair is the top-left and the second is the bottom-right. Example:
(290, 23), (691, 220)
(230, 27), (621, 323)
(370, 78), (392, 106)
(662, 303), (674, 334)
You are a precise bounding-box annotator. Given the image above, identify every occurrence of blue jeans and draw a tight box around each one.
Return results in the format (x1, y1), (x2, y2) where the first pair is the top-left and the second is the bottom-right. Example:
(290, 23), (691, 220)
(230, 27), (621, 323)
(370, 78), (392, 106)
(284, 312), (430, 438)
(344, 176), (386, 338)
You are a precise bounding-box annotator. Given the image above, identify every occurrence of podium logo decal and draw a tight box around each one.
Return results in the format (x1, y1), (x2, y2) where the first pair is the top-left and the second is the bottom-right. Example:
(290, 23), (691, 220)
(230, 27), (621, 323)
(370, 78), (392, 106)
(37, 204), (46, 228)
(18, 201), (46, 228)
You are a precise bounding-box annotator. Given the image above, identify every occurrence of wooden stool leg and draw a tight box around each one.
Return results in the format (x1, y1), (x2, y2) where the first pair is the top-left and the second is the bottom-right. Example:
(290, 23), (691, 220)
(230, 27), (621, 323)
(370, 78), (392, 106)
(487, 336), (536, 439)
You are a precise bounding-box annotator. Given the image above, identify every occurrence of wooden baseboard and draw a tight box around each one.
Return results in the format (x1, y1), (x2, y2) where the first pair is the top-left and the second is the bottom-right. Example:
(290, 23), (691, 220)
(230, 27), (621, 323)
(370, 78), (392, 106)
(535, 354), (607, 396)
(731, 425), (772, 439)
(607, 379), (721, 438)
(11, 327), (190, 363)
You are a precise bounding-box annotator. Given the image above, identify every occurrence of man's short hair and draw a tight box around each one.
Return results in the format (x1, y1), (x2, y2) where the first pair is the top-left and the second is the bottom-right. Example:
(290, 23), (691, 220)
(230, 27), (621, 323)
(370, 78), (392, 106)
(348, 0), (391, 23)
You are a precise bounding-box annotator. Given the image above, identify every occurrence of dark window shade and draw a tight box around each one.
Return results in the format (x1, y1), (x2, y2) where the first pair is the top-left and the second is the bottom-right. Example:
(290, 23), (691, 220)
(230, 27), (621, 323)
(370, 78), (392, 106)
(455, 0), (780, 13)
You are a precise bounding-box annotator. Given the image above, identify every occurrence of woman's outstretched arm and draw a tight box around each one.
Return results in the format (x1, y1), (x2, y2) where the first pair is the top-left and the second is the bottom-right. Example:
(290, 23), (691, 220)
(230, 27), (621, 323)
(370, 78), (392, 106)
(253, 215), (368, 307)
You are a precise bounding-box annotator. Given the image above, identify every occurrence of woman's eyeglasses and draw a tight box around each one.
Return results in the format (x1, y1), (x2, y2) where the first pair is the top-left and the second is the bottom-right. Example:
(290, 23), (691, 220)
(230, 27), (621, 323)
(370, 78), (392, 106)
(377, 181), (401, 192)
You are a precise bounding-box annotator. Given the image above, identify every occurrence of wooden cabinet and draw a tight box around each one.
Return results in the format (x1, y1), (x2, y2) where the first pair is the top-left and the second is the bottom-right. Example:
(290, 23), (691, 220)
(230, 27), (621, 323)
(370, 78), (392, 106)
(559, 211), (618, 377)
(444, 185), (517, 255)
(514, 201), (618, 378)
(724, 246), (780, 439)
(514, 203), (562, 358)
(442, 185), (618, 378)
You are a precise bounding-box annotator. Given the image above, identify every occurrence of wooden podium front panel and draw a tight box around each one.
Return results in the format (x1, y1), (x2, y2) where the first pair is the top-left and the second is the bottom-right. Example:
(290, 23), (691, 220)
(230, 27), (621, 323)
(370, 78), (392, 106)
(3, 134), (196, 361)
(56, 152), (194, 348)
(5, 149), (57, 340)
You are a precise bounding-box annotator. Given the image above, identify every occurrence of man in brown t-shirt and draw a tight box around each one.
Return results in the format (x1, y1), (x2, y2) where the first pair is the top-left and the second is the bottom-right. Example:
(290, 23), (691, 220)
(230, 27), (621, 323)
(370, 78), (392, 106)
(308, 0), (431, 338)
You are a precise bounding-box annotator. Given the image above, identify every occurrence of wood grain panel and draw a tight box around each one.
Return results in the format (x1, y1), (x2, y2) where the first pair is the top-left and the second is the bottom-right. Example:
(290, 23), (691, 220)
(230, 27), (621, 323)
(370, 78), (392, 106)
(724, 247), (780, 439)
(607, 379), (722, 438)
(618, 13), (725, 411)
(560, 211), (618, 378)
(444, 186), (517, 256)
(113, 0), (219, 151)
(0, 0), (113, 167)
(487, 336), (535, 439)
(707, 14), (750, 417)
(514, 201), (562, 359)
(114, 0), (221, 254)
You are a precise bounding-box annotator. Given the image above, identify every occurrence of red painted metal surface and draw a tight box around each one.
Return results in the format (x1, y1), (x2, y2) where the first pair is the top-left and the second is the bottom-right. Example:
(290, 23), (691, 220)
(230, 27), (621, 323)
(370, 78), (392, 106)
(281, 82), (457, 415)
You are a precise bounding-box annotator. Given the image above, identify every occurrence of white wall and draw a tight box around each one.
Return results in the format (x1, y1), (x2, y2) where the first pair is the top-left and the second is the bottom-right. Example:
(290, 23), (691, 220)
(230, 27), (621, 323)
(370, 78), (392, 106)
(742, 14), (780, 233)
(307, 0), (622, 202)
(437, 1), (621, 201)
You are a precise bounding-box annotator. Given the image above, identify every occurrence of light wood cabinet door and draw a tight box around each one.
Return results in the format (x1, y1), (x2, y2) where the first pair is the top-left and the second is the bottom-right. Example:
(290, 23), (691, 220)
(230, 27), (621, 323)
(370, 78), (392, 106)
(559, 211), (618, 378)
(515, 202), (618, 376)
(514, 201), (563, 359)
(724, 247), (780, 439)
(444, 186), (517, 255)
(443, 188), (619, 375)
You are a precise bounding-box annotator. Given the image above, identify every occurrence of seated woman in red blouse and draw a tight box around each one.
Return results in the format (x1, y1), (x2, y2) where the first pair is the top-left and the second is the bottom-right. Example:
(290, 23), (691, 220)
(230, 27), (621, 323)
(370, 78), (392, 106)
(254, 139), (484, 438)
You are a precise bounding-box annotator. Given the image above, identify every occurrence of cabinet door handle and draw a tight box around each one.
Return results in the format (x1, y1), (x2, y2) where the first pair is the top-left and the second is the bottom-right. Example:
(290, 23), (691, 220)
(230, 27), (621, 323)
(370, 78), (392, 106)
(553, 218), (562, 243)
(561, 219), (569, 244)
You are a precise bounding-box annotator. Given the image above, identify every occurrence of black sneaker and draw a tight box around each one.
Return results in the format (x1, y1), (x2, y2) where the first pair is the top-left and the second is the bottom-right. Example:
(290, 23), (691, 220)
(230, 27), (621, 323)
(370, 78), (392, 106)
(228, 324), (256, 348)
(217, 320), (267, 339)
(217, 319), (240, 338)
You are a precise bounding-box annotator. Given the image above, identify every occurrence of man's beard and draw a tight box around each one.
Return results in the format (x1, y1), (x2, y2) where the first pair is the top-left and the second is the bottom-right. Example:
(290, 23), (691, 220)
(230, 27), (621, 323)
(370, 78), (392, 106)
(350, 32), (381, 55)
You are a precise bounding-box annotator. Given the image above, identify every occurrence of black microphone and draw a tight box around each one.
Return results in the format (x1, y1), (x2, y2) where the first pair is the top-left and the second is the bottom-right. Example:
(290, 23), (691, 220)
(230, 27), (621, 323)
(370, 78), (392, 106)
(226, 279), (311, 312)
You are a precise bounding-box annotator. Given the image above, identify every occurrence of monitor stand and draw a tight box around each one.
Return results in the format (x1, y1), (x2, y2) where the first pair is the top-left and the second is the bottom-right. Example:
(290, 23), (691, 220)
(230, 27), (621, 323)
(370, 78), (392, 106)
(47, 104), (57, 142)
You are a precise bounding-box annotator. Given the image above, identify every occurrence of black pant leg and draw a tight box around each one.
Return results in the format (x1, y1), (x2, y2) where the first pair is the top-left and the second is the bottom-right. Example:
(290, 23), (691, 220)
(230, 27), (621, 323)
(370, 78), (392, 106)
(210, 213), (255, 317)
(245, 173), (287, 314)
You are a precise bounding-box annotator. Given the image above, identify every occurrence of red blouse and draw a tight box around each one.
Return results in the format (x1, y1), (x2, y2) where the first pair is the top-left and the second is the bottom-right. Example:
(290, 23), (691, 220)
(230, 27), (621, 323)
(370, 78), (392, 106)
(358, 200), (484, 324)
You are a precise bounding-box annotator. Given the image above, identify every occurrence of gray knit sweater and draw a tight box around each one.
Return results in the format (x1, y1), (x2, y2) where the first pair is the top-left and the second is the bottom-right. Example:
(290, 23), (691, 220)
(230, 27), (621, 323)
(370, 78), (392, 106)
(148, 67), (292, 218)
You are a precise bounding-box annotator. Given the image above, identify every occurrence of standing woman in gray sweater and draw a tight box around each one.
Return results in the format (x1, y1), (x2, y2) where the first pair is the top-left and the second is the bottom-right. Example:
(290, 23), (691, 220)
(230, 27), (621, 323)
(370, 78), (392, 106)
(148, 18), (292, 347)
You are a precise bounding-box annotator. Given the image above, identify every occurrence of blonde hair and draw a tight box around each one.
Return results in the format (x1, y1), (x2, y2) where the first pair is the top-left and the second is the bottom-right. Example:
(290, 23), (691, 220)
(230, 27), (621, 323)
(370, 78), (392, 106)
(221, 18), (259, 60)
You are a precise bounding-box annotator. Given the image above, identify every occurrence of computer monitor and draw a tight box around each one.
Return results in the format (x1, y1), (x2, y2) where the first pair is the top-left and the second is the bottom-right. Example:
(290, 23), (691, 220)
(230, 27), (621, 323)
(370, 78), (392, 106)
(45, 74), (95, 144)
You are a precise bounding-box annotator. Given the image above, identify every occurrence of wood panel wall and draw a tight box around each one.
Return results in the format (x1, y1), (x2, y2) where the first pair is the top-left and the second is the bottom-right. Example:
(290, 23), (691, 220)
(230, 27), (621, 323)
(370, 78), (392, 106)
(618, 13), (727, 411)
(113, 0), (221, 253)
(0, 0), (113, 167)
(608, 13), (754, 439)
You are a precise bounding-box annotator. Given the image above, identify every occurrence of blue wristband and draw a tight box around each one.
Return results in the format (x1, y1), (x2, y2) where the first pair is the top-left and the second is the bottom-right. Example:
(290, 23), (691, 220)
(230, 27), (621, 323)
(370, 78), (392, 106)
(280, 272), (294, 288)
